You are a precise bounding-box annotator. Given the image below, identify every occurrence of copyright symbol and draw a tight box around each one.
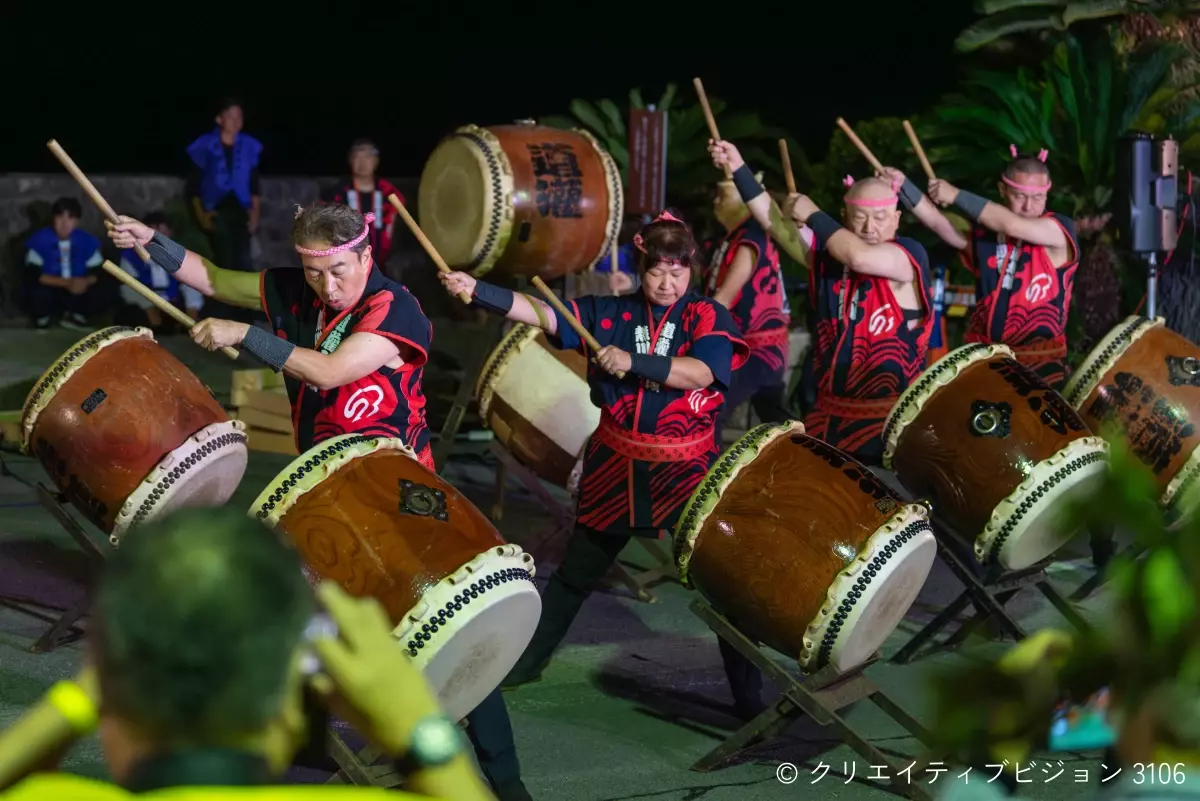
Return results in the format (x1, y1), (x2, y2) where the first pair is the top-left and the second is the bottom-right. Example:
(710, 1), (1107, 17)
(777, 762), (798, 784)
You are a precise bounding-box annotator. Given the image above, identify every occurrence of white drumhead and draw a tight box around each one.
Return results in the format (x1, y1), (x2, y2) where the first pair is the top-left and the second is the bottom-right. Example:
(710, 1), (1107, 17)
(804, 505), (936, 672)
(393, 545), (541, 722)
(492, 342), (598, 460)
(111, 420), (249, 545)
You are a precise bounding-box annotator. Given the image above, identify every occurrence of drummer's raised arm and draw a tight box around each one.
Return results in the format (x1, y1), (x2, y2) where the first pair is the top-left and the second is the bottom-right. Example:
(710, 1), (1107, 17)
(107, 216), (262, 310)
(708, 140), (772, 232)
(438, 271), (559, 334)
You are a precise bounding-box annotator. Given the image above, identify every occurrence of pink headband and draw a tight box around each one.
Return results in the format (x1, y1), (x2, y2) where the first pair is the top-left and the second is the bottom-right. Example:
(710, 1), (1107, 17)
(632, 210), (692, 265)
(1003, 145), (1052, 192)
(842, 175), (901, 207)
(294, 211), (376, 257)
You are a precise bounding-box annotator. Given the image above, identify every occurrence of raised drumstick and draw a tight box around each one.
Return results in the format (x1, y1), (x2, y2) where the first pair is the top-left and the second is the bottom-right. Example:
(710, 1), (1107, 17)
(101, 261), (239, 360)
(778, 139), (798, 195)
(47, 140), (153, 265)
(386, 194), (471, 304)
(834, 118), (886, 174)
(693, 78), (732, 180)
(902, 120), (936, 181)
(530, 276), (626, 380)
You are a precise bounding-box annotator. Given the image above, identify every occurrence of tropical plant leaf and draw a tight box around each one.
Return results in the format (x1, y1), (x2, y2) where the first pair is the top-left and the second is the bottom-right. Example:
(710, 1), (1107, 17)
(567, 100), (612, 139)
(597, 98), (626, 140)
(658, 83), (677, 110)
(956, 7), (1067, 52)
(629, 88), (645, 110)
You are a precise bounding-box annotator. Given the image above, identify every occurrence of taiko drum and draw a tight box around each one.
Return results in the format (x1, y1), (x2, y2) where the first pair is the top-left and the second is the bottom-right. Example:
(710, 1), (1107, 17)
(475, 322), (599, 491)
(883, 343), (1108, 571)
(1063, 316), (1200, 524)
(418, 121), (623, 281)
(20, 327), (248, 542)
(250, 434), (541, 721)
(674, 421), (937, 673)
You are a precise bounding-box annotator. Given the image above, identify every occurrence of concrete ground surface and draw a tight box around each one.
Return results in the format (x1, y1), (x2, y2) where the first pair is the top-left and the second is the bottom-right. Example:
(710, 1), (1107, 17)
(0, 324), (1125, 800)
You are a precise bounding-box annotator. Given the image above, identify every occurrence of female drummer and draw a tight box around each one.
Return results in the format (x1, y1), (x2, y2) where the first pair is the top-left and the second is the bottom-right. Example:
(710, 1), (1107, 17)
(439, 211), (767, 719)
(108, 207), (534, 801)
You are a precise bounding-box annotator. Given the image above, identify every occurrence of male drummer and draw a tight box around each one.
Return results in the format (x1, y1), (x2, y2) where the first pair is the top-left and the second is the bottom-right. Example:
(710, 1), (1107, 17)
(710, 140), (933, 466)
(438, 211), (768, 720)
(107, 206), (534, 801)
(706, 175), (793, 442)
(926, 147), (1079, 388)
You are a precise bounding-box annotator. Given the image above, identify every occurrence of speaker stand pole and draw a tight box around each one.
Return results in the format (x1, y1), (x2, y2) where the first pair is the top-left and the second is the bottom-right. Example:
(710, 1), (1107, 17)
(1145, 251), (1159, 319)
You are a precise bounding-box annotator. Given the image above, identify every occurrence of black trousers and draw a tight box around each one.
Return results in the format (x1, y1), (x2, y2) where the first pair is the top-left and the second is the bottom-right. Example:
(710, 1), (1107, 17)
(507, 525), (764, 714)
(715, 357), (794, 445)
(29, 280), (102, 321)
(463, 688), (523, 791)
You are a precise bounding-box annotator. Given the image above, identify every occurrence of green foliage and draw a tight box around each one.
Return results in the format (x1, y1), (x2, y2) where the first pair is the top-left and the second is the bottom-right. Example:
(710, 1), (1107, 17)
(955, 0), (1185, 53)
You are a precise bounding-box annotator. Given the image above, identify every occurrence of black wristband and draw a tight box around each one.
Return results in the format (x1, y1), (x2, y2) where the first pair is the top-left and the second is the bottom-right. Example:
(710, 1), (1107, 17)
(731, 164), (765, 203)
(145, 232), (186, 274)
(472, 281), (515, 315)
(629, 353), (672, 384)
(806, 211), (843, 244)
(897, 178), (924, 211)
(953, 190), (990, 221)
(242, 326), (296, 372)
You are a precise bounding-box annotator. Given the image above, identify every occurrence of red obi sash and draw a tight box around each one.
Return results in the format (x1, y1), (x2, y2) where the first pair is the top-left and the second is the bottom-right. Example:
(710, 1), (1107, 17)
(593, 413), (715, 463)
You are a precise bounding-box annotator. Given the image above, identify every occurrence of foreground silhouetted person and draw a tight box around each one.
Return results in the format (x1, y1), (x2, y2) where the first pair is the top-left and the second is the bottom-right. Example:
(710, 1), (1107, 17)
(0, 506), (495, 801)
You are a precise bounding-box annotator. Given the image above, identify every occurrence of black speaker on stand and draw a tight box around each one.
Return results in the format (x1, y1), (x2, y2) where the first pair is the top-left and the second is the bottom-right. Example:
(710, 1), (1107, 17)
(1114, 132), (1180, 317)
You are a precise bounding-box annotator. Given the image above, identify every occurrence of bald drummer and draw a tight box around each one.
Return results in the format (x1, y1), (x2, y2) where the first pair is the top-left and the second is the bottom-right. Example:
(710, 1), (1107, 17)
(710, 140), (934, 465)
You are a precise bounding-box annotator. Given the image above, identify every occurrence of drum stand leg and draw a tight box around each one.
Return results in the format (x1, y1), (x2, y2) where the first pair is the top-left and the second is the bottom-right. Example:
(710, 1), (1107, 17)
(325, 734), (401, 788)
(433, 314), (507, 473)
(0, 484), (106, 654)
(687, 600), (934, 801)
(891, 539), (1090, 665)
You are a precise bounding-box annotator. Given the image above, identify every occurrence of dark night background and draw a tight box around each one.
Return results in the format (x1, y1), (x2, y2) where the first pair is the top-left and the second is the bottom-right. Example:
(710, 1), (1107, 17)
(0, 4), (979, 177)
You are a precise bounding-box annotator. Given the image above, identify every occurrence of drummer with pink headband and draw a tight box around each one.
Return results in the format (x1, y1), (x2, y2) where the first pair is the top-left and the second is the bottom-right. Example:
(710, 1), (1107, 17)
(927, 146), (1079, 387)
(709, 140), (933, 465)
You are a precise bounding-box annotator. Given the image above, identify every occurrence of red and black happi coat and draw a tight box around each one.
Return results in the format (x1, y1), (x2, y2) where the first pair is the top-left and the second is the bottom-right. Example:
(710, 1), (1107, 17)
(259, 266), (433, 469)
(704, 217), (790, 376)
(549, 290), (749, 537)
(320, 180), (403, 266)
(960, 213), (1078, 388)
(806, 235), (933, 465)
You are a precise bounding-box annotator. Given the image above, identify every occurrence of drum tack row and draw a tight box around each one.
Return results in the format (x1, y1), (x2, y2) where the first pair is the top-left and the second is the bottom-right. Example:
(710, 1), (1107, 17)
(16, 315), (1200, 723)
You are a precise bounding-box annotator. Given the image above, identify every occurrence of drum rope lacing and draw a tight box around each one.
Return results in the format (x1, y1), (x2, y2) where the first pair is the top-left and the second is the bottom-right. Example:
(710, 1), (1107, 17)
(403, 567), (534, 658)
(254, 435), (379, 518)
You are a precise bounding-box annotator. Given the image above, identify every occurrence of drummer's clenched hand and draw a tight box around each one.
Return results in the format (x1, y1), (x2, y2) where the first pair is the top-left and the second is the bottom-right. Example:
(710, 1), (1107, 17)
(877, 166), (906, 186)
(927, 179), (960, 208)
(707, 139), (745, 172)
(786, 193), (819, 225)
(596, 345), (632, 376)
(439, 271), (476, 299)
(190, 318), (250, 351)
(107, 216), (155, 249)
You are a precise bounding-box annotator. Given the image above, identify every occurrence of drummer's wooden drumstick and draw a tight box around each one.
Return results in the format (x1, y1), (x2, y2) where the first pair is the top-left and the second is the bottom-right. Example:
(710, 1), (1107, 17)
(47, 140), (153, 265)
(778, 139), (798, 195)
(835, 118), (886, 174)
(530, 276), (626, 380)
(386, 194), (471, 304)
(694, 78), (733, 180)
(903, 120), (937, 181)
(101, 261), (239, 360)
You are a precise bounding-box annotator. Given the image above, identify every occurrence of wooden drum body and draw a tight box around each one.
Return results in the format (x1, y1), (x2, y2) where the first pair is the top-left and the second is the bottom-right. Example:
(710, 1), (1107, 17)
(21, 327), (248, 543)
(251, 434), (541, 721)
(418, 122), (623, 281)
(1063, 316), (1200, 524)
(883, 344), (1108, 571)
(674, 421), (936, 673)
(476, 323), (599, 491)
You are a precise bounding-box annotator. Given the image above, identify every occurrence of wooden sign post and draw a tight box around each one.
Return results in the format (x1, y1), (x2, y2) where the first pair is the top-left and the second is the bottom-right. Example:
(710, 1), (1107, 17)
(627, 107), (667, 215)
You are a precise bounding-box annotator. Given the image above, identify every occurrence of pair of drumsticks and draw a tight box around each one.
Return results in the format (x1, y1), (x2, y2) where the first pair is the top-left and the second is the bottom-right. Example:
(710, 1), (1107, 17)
(47, 141), (621, 377)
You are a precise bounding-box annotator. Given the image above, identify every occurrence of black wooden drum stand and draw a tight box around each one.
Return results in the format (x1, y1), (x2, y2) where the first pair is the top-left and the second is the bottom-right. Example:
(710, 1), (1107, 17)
(891, 536), (1091, 665)
(488, 439), (677, 603)
(432, 314), (508, 472)
(0, 483), (106, 654)
(325, 734), (402, 788)
(689, 600), (935, 801)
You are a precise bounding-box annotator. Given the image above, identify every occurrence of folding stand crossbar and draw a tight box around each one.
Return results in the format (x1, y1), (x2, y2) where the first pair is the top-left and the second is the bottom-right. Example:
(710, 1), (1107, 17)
(689, 600), (934, 801)
(488, 439), (676, 603)
(0, 483), (106, 654)
(325, 734), (401, 788)
(891, 536), (1091, 665)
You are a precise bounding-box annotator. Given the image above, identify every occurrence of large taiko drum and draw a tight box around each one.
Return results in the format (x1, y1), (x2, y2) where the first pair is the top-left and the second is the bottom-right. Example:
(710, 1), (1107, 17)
(674, 421), (936, 673)
(21, 327), (248, 543)
(883, 343), (1108, 571)
(475, 323), (599, 490)
(250, 434), (541, 721)
(418, 121), (623, 281)
(1062, 316), (1200, 524)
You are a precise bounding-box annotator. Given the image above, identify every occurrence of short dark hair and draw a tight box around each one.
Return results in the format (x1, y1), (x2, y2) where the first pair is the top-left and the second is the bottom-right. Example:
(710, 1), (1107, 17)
(51, 197), (82, 219)
(93, 506), (314, 744)
(293, 204), (370, 255)
(217, 97), (242, 115)
(634, 209), (701, 275)
(143, 211), (170, 229)
(349, 138), (379, 155)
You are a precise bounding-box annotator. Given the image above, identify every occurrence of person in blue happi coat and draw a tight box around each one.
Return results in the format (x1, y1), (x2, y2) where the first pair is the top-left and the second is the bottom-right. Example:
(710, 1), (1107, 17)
(23, 197), (104, 330)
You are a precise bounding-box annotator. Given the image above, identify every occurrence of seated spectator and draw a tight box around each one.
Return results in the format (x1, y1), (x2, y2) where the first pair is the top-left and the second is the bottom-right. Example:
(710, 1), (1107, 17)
(23, 197), (103, 330)
(117, 212), (203, 329)
(0, 506), (496, 801)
